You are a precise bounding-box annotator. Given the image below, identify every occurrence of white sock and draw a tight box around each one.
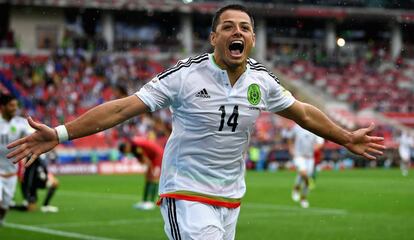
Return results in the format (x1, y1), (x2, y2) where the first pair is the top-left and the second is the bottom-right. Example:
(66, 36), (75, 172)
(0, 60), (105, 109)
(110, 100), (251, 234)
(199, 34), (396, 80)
(301, 184), (309, 198)
(295, 175), (303, 187)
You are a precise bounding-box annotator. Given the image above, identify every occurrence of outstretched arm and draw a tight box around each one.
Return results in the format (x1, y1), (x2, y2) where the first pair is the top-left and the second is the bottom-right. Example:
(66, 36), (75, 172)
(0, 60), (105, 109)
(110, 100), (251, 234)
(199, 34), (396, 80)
(7, 95), (149, 166)
(277, 100), (385, 160)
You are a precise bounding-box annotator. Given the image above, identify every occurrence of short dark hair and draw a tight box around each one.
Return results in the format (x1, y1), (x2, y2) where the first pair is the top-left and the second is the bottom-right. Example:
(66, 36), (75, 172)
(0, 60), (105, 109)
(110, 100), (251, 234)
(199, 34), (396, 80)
(0, 93), (17, 106)
(211, 4), (255, 32)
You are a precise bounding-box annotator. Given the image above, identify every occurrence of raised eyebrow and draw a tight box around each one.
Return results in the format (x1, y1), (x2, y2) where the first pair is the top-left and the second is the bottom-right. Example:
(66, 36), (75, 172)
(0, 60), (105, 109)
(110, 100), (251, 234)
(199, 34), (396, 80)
(222, 20), (252, 26)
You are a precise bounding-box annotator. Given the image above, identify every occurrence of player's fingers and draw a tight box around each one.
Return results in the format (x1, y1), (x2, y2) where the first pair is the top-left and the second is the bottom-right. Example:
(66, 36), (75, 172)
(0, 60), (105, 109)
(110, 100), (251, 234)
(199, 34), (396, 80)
(362, 152), (376, 160)
(7, 143), (28, 159)
(20, 157), (28, 165)
(25, 153), (38, 167)
(11, 152), (27, 164)
(27, 116), (42, 130)
(367, 147), (383, 155)
(368, 142), (386, 150)
(6, 136), (28, 149)
(9, 145), (30, 159)
(12, 148), (33, 163)
(368, 136), (384, 142)
(365, 122), (375, 133)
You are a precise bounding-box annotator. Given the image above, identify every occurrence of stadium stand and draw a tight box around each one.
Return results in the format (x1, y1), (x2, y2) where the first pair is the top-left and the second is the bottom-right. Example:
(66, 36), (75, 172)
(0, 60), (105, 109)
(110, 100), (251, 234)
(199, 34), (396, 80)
(274, 48), (414, 113)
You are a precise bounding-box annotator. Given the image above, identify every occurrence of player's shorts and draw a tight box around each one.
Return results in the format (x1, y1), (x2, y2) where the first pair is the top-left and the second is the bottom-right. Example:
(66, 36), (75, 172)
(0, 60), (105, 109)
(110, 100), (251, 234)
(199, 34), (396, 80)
(399, 147), (411, 162)
(160, 198), (240, 240)
(0, 175), (17, 209)
(294, 156), (315, 176)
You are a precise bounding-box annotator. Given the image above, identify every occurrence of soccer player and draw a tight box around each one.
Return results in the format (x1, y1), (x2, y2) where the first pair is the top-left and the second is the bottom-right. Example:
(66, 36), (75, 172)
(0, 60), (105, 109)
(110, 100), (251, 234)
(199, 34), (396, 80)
(119, 137), (163, 210)
(309, 141), (324, 190)
(20, 153), (59, 213)
(11, 151), (59, 213)
(7, 5), (385, 239)
(398, 130), (413, 177)
(288, 124), (324, 208)
(0, 94), (33, 226)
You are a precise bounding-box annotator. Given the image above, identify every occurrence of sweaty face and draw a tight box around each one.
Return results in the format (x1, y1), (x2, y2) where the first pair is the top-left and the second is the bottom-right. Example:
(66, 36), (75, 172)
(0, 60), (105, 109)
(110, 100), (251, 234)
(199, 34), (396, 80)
(1, 99), (18, 120)
(210, 10), (255, 70)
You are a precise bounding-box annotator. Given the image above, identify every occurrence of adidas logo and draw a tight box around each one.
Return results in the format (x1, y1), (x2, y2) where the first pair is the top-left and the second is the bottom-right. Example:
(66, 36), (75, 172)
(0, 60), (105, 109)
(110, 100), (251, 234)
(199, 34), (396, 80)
(195, 88), (211, 98)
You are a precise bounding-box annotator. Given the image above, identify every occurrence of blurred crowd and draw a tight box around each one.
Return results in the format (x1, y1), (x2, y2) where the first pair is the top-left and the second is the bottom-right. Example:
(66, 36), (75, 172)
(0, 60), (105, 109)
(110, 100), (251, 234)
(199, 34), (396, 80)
(0, 50), (174, 147)
(272, 43), (414, 113)
(0, 45), (411, 167)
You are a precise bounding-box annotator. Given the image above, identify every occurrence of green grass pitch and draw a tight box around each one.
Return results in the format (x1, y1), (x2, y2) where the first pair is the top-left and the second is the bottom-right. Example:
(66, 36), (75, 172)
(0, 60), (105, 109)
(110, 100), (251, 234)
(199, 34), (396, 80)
(1, 169), (413, 240)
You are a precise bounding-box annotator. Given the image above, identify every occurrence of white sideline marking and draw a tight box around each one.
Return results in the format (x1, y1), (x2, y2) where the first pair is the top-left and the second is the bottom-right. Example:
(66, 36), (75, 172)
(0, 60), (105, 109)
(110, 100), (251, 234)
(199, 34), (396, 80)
(4, 222), (120, 240)
(36, 204), (345, 230)
(59, 190), (137, 200)
(38, 218), (162, 228)
(244, 202), (347, 215)
(60, 191), (347, 215)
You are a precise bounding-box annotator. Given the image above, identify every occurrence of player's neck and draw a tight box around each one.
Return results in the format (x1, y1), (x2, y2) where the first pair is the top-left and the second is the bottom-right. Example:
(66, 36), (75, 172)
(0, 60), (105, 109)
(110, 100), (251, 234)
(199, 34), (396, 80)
(211, 54), (246, 86)
(227, 70), (245, 86)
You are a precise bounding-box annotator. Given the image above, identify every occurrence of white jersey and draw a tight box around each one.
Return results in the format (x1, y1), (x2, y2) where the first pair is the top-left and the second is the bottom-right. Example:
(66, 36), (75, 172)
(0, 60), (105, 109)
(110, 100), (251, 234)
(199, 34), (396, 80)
(136, 53), (295, 205)
(290, 124), (324, 159)
(0, 115), (32, 174)
(398, 131), (413, 161)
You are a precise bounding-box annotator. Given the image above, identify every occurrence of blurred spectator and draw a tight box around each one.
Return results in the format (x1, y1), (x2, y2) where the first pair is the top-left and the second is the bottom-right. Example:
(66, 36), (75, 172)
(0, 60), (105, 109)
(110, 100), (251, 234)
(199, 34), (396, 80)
(397, 130), (414, 176)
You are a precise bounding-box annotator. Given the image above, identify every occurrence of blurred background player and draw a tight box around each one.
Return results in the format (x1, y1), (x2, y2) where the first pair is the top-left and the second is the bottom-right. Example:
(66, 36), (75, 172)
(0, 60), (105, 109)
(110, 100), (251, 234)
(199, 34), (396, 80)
(18, 153), (59, 213)
(288, 124), (324, 208)
(0, 94), (33, 225)
(398, 130), (414, 176)
(119, 136), (164, 210)
(310, 139), (325, 189)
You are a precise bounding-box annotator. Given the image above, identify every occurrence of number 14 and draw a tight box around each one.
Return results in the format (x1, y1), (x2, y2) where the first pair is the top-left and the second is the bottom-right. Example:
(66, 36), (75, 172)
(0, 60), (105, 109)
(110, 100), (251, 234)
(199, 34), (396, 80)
(218, 105), (239, 132)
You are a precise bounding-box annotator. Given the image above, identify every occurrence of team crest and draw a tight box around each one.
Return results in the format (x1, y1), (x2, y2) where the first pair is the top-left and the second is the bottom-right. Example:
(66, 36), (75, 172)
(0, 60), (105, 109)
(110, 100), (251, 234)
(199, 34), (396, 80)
(247, 84), (261, 105)
(10, 125), (17, 133)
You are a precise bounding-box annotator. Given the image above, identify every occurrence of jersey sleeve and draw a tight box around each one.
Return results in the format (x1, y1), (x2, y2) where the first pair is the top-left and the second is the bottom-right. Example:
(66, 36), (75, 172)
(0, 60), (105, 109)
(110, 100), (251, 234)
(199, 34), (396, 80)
(315, 135), (325, 145)
(264, 74), (295, 113)
(135, 74), (181, 112)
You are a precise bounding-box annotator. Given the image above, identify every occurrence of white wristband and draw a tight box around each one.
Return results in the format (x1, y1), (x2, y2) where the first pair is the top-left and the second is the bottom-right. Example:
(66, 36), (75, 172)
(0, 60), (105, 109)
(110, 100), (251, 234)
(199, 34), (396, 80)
(55, 125), (69, 143)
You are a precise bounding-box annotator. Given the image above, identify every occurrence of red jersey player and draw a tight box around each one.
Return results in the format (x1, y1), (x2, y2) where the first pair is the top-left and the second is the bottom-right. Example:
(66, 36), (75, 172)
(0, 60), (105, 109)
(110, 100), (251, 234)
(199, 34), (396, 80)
(120, 137), (164, 210)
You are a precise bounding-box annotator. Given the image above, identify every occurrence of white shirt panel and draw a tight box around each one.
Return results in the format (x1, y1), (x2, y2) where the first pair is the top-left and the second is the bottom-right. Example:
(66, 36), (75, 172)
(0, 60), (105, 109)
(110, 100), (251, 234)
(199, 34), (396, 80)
(291, 124), (324, 159)
(136, 53), (295, 199)
(0, 116), (32, 174)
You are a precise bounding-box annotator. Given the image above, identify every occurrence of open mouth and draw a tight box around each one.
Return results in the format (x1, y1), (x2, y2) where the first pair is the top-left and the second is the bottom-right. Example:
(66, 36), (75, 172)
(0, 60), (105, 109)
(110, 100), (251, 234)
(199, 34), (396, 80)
(228, 40), (244, 57)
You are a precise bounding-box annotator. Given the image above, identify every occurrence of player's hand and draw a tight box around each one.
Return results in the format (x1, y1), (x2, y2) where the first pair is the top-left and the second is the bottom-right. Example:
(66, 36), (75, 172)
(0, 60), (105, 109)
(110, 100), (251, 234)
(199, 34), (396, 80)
(6, 117), (59, 167)
(344, 123), (385, 160)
